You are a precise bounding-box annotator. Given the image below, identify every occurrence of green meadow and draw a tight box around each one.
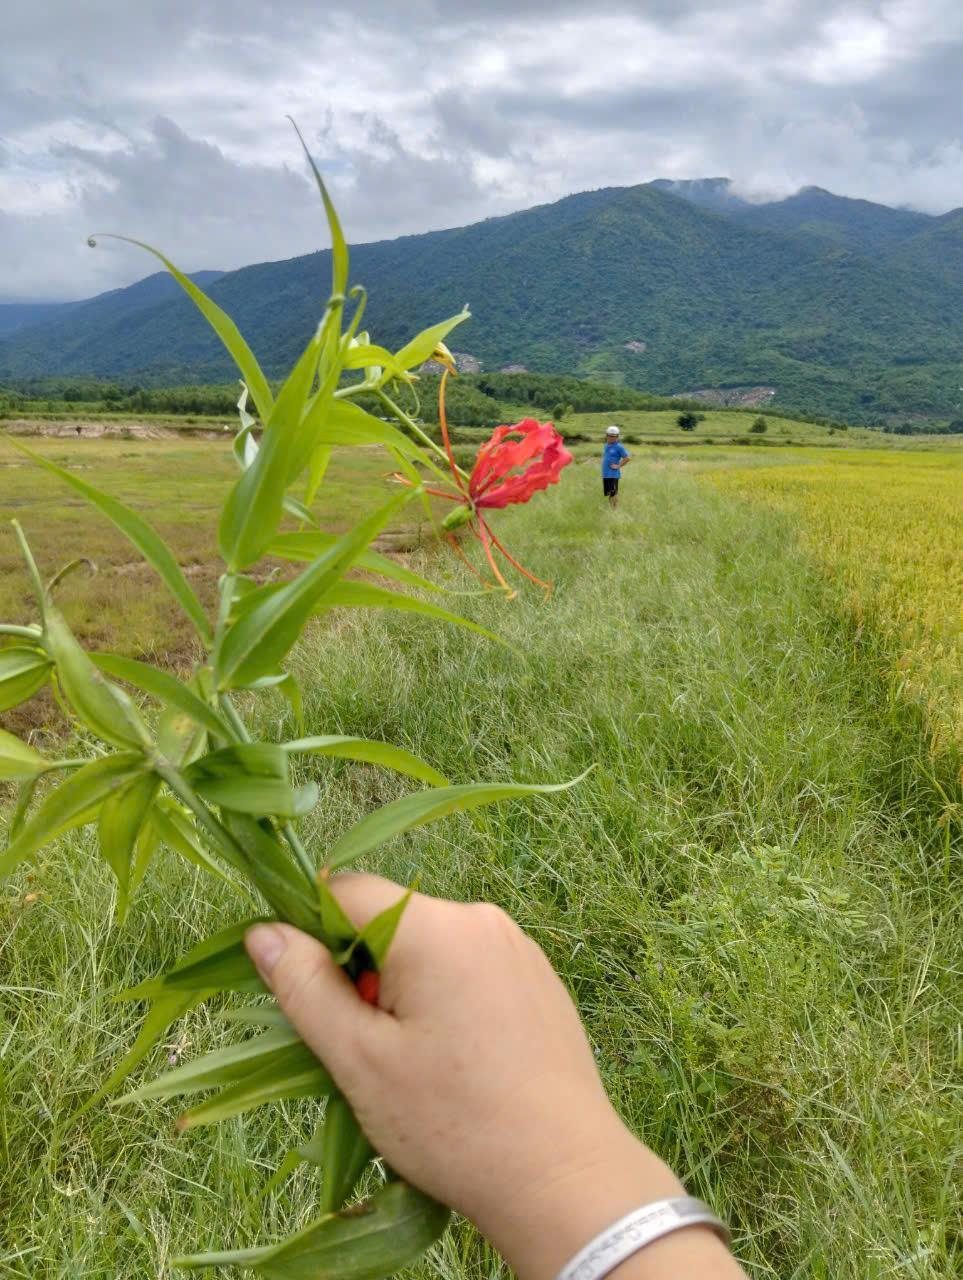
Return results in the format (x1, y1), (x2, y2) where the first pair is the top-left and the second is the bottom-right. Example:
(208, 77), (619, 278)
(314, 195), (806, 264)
(1, 441), (960, 1278)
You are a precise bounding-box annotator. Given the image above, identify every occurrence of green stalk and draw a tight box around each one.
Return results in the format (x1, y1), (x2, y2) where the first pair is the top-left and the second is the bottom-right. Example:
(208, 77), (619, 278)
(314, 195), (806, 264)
(375, 388), (470, 481)
(0, 624), (43, 640)
(218, 692), (318, 889)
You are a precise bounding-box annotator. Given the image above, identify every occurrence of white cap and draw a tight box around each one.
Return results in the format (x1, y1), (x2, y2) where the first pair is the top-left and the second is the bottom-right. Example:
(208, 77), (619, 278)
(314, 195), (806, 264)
(606, 425), (620, 436)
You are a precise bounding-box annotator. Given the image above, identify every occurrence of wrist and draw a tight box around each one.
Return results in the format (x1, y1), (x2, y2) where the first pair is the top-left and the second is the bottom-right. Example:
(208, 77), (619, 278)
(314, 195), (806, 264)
(471, 1115), (688, 1280)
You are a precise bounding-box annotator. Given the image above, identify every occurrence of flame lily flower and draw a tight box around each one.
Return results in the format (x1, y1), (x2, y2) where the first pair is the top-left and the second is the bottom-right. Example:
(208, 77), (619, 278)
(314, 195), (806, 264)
(400, 370), (573, 596)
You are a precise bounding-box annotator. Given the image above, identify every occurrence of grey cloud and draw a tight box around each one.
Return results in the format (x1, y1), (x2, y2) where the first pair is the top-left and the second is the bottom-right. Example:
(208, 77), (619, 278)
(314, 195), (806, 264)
(2, 0), (963, 298)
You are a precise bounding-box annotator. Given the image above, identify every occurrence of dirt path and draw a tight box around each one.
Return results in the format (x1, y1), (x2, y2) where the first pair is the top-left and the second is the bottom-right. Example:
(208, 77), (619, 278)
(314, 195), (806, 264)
(2, 418), (232, 441)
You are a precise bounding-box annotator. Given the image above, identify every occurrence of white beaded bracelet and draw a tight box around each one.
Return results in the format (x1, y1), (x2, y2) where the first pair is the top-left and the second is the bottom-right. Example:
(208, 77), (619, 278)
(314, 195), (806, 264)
(554, 1197), (730, 1280)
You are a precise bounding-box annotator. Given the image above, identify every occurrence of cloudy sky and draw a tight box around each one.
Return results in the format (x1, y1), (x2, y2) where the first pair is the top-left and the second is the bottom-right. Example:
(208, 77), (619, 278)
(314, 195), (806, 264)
(2, 0), (963, 300)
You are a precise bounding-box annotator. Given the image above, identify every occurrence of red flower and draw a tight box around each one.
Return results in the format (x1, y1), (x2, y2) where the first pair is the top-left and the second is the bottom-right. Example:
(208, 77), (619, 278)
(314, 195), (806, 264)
(469, 420), (573, 510)
(398, 370), (573, 595)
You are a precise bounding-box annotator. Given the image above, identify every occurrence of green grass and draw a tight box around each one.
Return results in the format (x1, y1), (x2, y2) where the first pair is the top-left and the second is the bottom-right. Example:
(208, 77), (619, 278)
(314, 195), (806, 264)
(1, 459), (960, 1277)
(554, 409), (963, 448)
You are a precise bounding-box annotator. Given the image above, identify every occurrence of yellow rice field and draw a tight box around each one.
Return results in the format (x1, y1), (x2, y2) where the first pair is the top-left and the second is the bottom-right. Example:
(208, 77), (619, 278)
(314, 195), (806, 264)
(709, 448), (963, 755)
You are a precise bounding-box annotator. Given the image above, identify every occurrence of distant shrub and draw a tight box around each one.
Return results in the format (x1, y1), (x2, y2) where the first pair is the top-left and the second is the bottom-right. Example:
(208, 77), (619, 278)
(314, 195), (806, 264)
(750, 416), (768, 433)
(677, 411), (704, 432)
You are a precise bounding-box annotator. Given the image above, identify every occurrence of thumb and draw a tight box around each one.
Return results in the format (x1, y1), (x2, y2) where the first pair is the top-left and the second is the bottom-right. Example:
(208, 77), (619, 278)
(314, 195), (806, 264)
(245, 923), (380, 1083)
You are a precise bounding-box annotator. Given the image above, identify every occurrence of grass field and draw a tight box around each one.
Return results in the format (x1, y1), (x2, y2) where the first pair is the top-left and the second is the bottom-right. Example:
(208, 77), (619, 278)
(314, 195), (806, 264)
(551, 409), (963, 451)
(1, 448), (961, 1277)
(703, 448), (963, 755)
(0, 436), (425, 730)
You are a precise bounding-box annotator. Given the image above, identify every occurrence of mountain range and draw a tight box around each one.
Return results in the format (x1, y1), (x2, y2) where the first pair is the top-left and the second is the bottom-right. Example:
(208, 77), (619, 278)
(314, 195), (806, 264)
(2, 179), (962, 425)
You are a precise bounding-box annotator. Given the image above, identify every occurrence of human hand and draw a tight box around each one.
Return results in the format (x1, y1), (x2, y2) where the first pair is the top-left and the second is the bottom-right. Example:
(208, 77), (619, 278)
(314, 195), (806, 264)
(245, 876), (741, 1280)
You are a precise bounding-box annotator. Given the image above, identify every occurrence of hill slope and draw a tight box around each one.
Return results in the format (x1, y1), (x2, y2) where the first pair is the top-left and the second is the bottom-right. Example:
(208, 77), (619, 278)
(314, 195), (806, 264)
(1, 185), (960, 424)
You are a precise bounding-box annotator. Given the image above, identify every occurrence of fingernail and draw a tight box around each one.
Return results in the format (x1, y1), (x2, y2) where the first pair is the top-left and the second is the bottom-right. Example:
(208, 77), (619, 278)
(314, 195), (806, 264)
(245, 924), (287, 976)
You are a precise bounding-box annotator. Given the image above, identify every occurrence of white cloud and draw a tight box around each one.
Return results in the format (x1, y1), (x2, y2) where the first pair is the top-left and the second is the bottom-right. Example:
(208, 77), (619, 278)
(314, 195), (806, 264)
(1, 0), (962, 298)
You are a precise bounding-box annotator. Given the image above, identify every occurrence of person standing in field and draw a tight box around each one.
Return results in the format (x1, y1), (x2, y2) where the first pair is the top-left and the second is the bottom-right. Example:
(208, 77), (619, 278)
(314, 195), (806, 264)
(602, 424), (630, 507)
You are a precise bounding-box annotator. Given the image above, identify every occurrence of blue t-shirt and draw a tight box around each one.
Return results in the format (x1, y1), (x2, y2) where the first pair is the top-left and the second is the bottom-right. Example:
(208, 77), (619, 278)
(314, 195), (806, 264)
(602, 441), (629, 479)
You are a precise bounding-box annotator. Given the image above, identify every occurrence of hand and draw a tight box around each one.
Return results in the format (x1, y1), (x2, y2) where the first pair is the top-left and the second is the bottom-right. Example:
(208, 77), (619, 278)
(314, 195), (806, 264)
(245, 876), (741, 1280)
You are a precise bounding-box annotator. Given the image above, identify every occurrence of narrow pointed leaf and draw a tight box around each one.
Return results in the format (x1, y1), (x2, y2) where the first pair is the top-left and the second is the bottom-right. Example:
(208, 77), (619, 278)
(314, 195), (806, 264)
(304, 400), (423, 455)
(316, 873), (359, 947)
(0, 728), (47, 781)
(394, 308), (470, 373)
(6, 435), (212, 643)
(75, 989), (205, 1117)
(92, 654), (229, 738)
(118, 1026), (301, 1105)
(284, 736), (447, 788)
(216, 492), (413, 689)
(224, 814), (324, 934)
(0, 646), (52, 711)
(219, 323), (325, 570)
(320, 1092), (373, 1214)
(304, 445), (331, 508)
(185, 744), (307, 817)
(0, 752), (145, 879)
(174, 1180), (451, 1278)
(344, 888), (412, 970)
(98, 772), (160, 922)
(326, 773), (588, 872)
(152, 802), (237, 886)
(44, 609), (150, 750)
(267, 531), (438, 592)
(119, 919), (268, 1002)
(177, 1045), (334, 1129)
(86, 235), (273, 421)
(218, 1003), (289, 1030)
(291, 119), (349, 299)
(320, 581), (496, 642)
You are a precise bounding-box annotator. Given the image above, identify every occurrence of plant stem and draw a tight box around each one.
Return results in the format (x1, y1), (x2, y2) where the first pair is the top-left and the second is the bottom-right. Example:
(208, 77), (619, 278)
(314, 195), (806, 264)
(218, 692), (318, 888)
(153, 759), (250, 877)
(375, 388), (470, 481)
(0, 624), (43, 640)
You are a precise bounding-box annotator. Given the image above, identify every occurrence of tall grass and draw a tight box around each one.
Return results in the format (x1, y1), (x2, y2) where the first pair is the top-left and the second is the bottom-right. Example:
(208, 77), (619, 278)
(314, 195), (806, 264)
(2, 460), (959, 1277)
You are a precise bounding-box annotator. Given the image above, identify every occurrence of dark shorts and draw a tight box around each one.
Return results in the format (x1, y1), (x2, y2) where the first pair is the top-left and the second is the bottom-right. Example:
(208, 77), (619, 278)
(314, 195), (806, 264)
(603, 476), (619, 497)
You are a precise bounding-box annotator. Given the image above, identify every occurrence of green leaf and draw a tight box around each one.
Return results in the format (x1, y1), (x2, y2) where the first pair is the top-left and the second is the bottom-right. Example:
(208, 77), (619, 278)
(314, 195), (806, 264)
(44, 609), (150, 750)
(0, 646), (52, 711)
(75, 989), (206, 1117)
(86, 235), (273, 422)
(394, 308), (470, 373)
(218, 1003), (289, 1030)
(316, 873), (358, 948)
(284, 736), (447, 788)
(5, 435), (212, 643)
(150, 803), (236, 887)
(98, 772), (161, 922)
(320, 581), (496, 642)
(267, 531), (439, 593)
(0, 728), (47, 781)
(219, 322), (326, 570)
(118, 1025), (301, 1105)
(185, 743), (317, 819)
(302, 400), (423, 455)
(174, 1179), (451, 1278)
(290, 118), (349, 300)
(92, 654), (229, 738)
(348, 888), (412, 970)
(118, 918), (269, 1001)
(216, 491), (413, 690)
(320, 1093), (373, 1214)
(177, 1043), (334, 1129)
(224, 814), (324, 934)
(304, 445), (331, 508)
(0, 752), (146, 879)
(326, 773), (589, 872)
(283, 494), (320, 528)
